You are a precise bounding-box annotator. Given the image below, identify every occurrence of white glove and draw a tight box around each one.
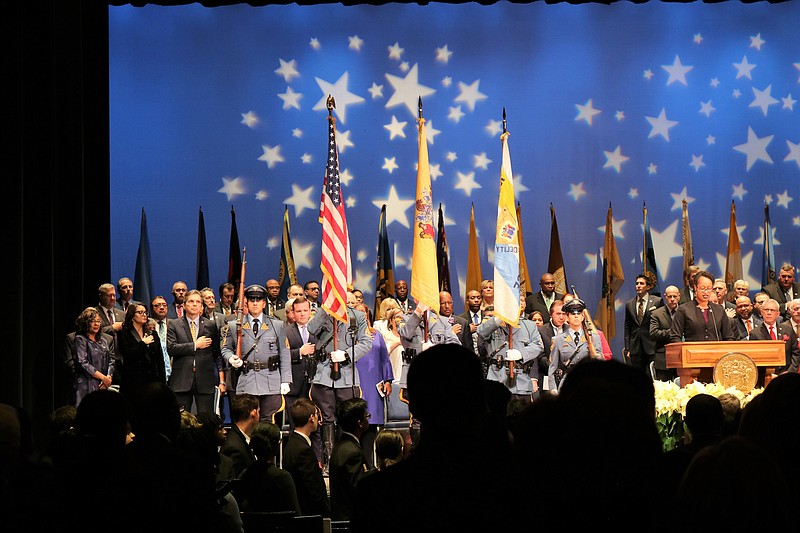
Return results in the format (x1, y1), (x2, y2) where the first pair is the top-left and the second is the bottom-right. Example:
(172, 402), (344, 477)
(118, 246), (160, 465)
(280, 382), (290, 395)
(228, 356), (243, 368)
(330, 349), (346, 363)
(421, 341), (435, 352)
(505, 348), (522, 361)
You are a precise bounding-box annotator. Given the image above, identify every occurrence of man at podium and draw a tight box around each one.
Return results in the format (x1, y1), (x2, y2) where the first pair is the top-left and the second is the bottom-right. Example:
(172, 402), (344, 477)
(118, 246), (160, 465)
(670, 270), (735, 343)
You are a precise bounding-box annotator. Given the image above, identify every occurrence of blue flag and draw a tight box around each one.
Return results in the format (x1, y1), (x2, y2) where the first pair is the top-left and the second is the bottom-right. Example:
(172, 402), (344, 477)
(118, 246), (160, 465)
(133, 208), (153, 307)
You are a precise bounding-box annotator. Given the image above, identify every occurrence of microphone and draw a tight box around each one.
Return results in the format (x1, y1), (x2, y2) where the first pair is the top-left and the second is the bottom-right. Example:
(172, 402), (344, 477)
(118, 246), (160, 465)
(348, 314), (358, 333)
(708, 305), (721, 340)
(448, 315), (455, 326)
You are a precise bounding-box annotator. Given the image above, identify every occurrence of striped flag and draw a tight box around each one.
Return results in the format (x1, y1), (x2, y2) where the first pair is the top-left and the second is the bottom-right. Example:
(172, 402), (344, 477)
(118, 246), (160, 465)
(595, 204), (624, 339)
(466, 203), (482, 296)
(724, 200), (743, 290)
(410, 114), (439, 314)
(762, 202), (776, 288)
(279, 205), (298, 298)
(493, 130), (520, 327)
(318, 102), (352, 322)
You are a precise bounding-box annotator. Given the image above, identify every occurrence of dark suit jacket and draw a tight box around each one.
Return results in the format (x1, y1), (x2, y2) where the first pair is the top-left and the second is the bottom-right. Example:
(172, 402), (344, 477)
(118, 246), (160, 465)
(748, 321), (800, 373)
(329, 433), (368, 521)
(220, 424), (255, 478)
(285, 322), (317, 396)
(649, 306), (676, 371)
(670, 301), (736, 343)
(624, 295), (663, 357)
(678, 286), (694, 305)
(525, 291), (564, 323)
(166, 315), (222, 395)
(733, 315), (763, 341)
(457, 310), (483, 354)
(167, 302), (184, 319)
(537, 321), (567, 376)
(118, 326), (167, 397)
(447, 315), (471, 349)
(96, 305), (125, 337)
(283, 431), (330, 517)
(237, 460), (301, 514)
(763, 281), (800, 316)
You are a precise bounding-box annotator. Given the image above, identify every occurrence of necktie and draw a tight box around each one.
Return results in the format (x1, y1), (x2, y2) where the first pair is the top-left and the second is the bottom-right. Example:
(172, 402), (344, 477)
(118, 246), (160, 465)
(253, 319), (260, 337)
(190, 320), (197, 341)
(177, 304), (184, 318)
(300, 325), (308, 343)
(795, 323), (800, 337)
(637, 299), (645, 322)
(473, 313), (480, 325)
(107, 309), (114, 325)
(745, 320), (752, 333)
(770, 326), (776, 340)
(574, 332), (581, 345)
(159, 320), (166, 340)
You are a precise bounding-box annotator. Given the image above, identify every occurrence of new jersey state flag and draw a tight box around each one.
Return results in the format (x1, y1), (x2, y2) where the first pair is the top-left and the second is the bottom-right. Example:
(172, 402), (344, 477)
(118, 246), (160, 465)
(493, 130), (521, 328)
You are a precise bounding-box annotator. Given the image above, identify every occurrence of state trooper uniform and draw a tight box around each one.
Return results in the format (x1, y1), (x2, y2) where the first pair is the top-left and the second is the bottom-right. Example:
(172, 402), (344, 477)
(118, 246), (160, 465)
(398, 308), (461, 446)
(478, 314), (544, 400)
(546, 298), (604, 392)
(222, 284), (291, 423)
(306, 305), (372, 471)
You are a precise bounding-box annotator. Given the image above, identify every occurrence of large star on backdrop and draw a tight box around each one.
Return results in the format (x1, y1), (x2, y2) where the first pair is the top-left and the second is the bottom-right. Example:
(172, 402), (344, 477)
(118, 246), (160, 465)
(283, 184), (316, 217)
(662, 55), (693, 86)
(258, 145), (285, 169)
(454, 171), (482, 196)
(218, 177), (246, 201)
(454, 79), (488, 112)
(648, 219), (683, 281)
(372, 185), (415, 228)
(384, 64), (436, 118)
(312, 72), (365, 124)
(733, 126), (774, 171)
(646, 108), (678, 141)
(603, 145), (630, 173)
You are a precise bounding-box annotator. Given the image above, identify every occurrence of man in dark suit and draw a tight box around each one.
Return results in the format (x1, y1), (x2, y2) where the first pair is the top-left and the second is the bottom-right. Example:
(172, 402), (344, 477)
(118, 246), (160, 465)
(167, 280), (188, 319)
(536, 299), (567, 388)
(166, 289), (223, 414)
(114, 277), (140, 312)
(732, 296), (762, 340)
(284, 297), (317, 426)
(525, 273), (564, 324)
(649, 285), (680, 381)
(678, 265), (701, 305)
(265, 279), (285, 317)
(215, 282), (236, 317)
(439, 291), (471, 349)
(329, 397), (370, 521)
(283, 398), (330, 517)
(96, 282), (125, 336)
(458, 289), (483, 354)
(624, 274), (663, 374)
(220, 392), (259, 478)
(763, 264), (800, 318)
(748, 298), (800, 375)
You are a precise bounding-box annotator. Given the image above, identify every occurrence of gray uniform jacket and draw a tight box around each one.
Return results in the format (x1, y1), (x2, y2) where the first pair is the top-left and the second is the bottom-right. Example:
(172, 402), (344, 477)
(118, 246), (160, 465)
(478, 317), (544, 394)
(398, 310), (461, 388)
(307, 307), (372, 388)
(547, 328), (603, 390)
(221, 313), (291, 395)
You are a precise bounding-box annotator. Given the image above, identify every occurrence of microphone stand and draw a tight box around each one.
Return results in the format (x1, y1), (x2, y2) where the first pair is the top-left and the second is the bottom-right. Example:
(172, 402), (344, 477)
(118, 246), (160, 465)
(348, 314), (358, 396)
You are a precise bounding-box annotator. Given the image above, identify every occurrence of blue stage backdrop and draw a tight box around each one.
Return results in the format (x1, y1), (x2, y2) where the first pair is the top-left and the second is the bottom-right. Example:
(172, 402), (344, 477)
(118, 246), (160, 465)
(109, 2), (799, 356)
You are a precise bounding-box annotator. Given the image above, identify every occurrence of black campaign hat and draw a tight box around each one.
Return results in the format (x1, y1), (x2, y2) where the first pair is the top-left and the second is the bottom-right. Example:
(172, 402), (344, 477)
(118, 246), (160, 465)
(244, 284), (267, 299)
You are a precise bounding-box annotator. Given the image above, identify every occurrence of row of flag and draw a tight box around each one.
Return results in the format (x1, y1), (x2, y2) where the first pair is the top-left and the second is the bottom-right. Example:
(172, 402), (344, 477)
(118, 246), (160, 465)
(131, 97), (780, 341)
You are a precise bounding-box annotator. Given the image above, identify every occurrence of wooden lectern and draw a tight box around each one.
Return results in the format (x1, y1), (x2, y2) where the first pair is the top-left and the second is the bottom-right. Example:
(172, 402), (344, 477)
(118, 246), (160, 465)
(665, 341), (786, 388)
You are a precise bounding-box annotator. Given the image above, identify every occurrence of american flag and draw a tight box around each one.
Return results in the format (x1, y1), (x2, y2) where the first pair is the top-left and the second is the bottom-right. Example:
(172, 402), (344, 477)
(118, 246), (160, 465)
(319, 101), (352, 323)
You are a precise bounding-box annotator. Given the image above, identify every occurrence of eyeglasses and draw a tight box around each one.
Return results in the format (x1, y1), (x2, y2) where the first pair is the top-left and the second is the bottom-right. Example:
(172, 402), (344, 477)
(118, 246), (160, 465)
(152, 303), (167, 308)
(90, 319), (102, 325)
(135, 310), (148, 315)
(697, 287), (713, 292)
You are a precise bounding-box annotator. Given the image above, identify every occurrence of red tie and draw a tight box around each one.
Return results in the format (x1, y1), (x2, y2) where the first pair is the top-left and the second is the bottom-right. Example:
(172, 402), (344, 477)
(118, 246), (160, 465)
(177, 304), (184, 318)
(770, 326), (777, 340)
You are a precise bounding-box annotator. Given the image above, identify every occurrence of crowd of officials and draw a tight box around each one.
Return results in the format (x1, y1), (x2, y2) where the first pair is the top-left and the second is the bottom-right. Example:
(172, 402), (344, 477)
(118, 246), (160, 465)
(1, 264), (800, 531)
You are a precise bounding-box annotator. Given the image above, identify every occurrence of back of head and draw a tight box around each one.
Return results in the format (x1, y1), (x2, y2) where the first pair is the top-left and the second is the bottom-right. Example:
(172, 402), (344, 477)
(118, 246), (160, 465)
(249, 422), (282, 460)
(290, 398), (317, 428)
(684, 394), (723, 439)
(336, 398), (368, 434)
(374, 430), (404, 468)
(230, 393), (259, 423)
(75, 389), (129, 445)
(406, 344), (486, 432)
(129, 382), (181, 442)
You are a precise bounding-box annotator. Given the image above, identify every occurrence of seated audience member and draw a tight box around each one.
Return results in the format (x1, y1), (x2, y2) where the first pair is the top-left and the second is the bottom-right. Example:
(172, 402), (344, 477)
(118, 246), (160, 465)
(374, 429), (404, 471)
(195, 411), (235, 482)
(282, 398), (330, 517)
(220, 393), (259, 478)
(351, 344), (511, 533)
(660, 394), (724, 503)
(329, 397), (371, 521)
(715, 392), (741, 438)
(236, 422), (301, 515)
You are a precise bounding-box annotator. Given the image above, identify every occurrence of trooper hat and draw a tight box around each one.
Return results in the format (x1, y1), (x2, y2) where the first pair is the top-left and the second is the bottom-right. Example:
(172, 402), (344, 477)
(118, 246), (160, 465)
(244, 284), (267, 300)
(562, 298), (586, 314)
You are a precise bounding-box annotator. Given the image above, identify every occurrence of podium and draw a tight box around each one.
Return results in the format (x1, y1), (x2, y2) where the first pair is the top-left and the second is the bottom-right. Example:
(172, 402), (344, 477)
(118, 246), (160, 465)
(665, 341), (786, 388)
